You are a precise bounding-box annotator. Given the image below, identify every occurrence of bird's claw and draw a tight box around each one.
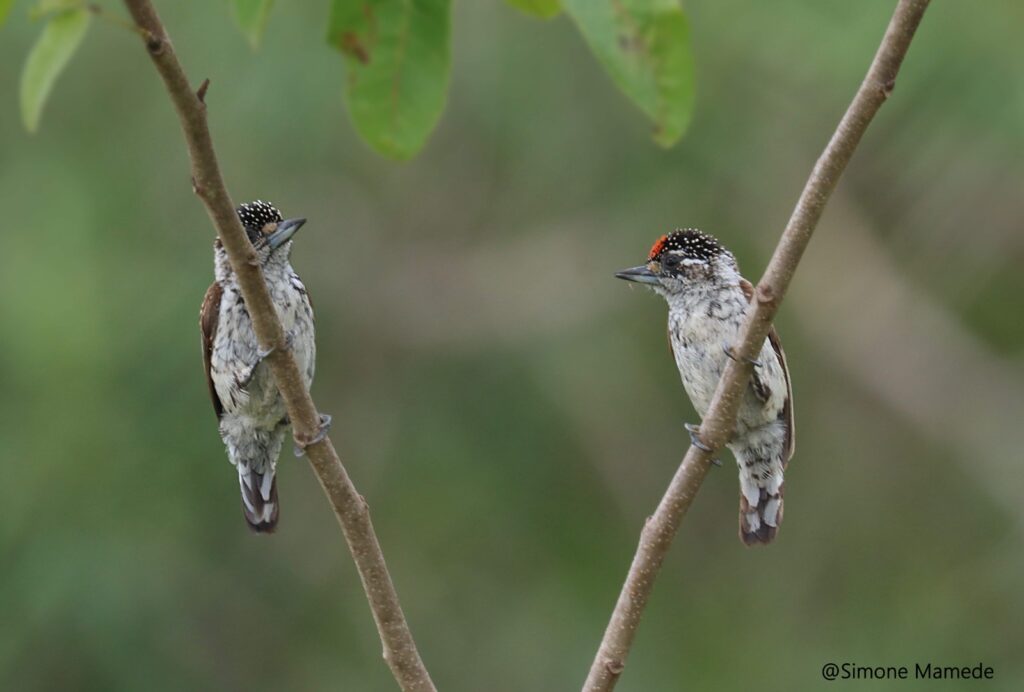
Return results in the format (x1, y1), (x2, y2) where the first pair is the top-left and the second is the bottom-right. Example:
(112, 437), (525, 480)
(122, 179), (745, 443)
(293, 414), (333, 457)
(308, 413), (332, 445)
(723, 343), (761, 367)
(684, 422), (720, 465)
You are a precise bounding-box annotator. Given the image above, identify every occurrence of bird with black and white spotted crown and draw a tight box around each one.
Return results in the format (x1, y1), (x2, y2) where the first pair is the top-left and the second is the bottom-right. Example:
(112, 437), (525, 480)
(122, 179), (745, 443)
(200, 200), (328, 532)
(616, 229), (795, 545)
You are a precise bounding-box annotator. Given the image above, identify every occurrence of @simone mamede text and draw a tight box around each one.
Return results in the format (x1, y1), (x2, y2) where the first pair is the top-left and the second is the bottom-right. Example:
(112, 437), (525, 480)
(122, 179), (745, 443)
(821, 662), (994, 681)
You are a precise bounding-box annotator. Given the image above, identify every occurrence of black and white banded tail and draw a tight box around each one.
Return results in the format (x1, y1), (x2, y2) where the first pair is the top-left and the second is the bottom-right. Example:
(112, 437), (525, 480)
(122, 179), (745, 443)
(238, 462), (279, 533)
(735, 446), (786, 545)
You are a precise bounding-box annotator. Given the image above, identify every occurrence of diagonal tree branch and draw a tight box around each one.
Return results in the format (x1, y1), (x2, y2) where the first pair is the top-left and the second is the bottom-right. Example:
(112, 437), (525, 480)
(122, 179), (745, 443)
(582, 1), (932, 690)
(120, 2), (436, 690)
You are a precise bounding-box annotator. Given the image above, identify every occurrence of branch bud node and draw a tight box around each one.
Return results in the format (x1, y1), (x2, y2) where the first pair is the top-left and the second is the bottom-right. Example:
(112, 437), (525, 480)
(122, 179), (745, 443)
(144, 33), (163, 55)
(606, 660), (625, 676)
(756, 283), (776, 306)
(196, 78), (210, 104)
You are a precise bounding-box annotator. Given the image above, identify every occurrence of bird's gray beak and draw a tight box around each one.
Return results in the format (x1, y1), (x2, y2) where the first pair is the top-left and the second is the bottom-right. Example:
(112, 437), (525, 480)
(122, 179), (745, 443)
(267, 217), (306, 250)
(615, 264), (660, 285)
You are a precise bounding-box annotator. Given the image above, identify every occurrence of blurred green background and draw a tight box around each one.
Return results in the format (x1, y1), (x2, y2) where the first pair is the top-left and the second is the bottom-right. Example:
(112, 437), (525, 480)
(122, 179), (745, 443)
(2, 1), (1023, 690)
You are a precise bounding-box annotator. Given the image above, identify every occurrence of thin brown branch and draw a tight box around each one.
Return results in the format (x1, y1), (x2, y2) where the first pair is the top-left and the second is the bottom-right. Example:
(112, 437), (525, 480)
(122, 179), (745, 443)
(582, 1), (932, 689)
(120, 2), (436, 690)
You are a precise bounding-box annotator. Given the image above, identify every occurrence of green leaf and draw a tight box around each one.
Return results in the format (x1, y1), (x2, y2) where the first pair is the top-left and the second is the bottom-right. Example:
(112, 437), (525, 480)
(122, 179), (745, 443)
(327, 0), (452, 160)
(506, 0), (560, 20)
(562, 0), (694, 147)
(0, 0), (16, 28)
(20, 9), (90, 133)
(28, 0), (80, 20)
(231, 0), (275, 49)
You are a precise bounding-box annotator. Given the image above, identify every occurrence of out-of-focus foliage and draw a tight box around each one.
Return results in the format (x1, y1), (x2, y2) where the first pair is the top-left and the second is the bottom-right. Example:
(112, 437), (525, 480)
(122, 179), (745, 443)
(321, 0), (696, 155)
(231, 0), (276, 49)
(14, 1), (698, 157)
(18, 6), (89, 132)
(1, 1), (1023, 691)
(327, 0), (453, 160)
(505, 0), (561, 21)
(0, 0), (16, 27)
(562, 0), (695, 146)
(27, 0), (83, 19)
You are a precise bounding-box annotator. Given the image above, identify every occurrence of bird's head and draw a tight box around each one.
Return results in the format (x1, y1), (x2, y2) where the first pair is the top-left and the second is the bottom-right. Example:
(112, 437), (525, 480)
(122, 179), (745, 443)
(615, 228), (735, 297)
(237, 200), (306, 266)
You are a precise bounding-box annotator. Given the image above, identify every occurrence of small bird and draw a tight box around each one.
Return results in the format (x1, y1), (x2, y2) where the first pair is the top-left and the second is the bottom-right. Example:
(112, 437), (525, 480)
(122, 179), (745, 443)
(616, 229), (794, 545)
(200, 200), (319, 533)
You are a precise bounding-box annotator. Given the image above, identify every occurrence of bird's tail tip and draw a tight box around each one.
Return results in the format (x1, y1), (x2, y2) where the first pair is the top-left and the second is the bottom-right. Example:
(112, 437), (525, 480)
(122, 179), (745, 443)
(239, 465), (280, 534)
(739, 487), (783, 546)
(246, 511), (278, 533)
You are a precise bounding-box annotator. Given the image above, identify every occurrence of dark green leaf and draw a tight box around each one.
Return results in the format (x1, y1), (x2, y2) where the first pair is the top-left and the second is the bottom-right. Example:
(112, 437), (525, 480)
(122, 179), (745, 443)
(327, 0), (452, 160)
(563, 0), (695, 147)
(506, 0), (560, 20)
(20, 8), (90, 132)
(231, 0), (275, 49)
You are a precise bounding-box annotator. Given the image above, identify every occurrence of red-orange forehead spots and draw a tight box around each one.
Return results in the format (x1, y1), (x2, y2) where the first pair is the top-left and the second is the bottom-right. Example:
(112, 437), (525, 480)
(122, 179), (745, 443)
(648, 235), (669, 261)
(647, 228), (724, 263)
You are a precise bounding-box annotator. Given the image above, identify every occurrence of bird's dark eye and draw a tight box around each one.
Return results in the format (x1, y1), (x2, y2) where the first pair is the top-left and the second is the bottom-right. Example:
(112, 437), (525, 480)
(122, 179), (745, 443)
(663, 255), (681, 271)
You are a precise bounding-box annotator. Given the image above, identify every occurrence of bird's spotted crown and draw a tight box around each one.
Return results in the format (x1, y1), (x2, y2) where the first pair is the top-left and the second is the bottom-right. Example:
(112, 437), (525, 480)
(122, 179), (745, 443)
(648, 228), (723, 262)
(237, 200), (282, 229)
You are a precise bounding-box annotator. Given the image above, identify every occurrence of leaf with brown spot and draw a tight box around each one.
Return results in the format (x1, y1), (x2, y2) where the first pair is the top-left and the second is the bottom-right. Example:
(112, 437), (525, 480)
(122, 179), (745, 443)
(339, 31), (370, 64)
(327, 0), (452, 160)
(562, 0), (695, 147)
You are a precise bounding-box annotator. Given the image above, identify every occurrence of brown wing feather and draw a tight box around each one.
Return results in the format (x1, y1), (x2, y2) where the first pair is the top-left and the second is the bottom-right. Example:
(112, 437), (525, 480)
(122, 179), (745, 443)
(200, 281), (224, 419)
(739, 278), (795, 464)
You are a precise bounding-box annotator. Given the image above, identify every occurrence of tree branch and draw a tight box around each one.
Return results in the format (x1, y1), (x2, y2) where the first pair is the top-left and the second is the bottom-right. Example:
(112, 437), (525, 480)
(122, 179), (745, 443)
(120, 2), (436, 690)
(582, 1), (931, 689)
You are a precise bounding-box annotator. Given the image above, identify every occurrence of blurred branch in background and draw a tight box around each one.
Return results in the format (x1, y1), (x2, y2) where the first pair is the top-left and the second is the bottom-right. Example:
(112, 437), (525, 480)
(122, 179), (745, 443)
(582, 1), (932, 690)
(120, 1), (436, 690)
(791, 194), (1024, 529)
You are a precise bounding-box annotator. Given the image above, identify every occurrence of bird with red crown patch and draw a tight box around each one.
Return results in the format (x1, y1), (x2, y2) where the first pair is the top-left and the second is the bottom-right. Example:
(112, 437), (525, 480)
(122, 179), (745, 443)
(616, 228), (794, 545)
